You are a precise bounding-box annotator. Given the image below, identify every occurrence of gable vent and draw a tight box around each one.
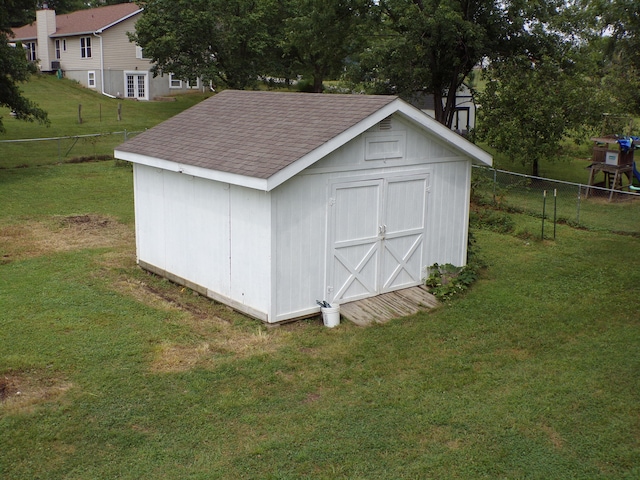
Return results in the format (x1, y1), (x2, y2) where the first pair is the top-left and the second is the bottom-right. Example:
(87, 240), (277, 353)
(379, 117), (392, 131)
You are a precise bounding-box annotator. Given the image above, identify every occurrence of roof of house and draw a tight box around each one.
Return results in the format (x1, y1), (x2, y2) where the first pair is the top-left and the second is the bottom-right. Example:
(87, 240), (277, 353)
(12, 3), (141, 40)
(115, 90), (492, 191)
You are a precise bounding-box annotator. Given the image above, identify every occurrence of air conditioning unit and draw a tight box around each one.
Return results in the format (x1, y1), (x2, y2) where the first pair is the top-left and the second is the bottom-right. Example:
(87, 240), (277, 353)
(51, 61), (61, 70)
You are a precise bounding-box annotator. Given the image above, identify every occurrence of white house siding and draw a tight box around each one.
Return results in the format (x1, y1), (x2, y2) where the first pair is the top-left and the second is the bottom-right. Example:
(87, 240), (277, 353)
(133, 165), (232, 292)
(58, 36), (101, 72)
(100, 17), (150, 98)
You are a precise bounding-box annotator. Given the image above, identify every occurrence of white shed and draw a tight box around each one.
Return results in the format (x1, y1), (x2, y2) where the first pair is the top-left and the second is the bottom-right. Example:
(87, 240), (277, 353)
(115, 90), (492, 323)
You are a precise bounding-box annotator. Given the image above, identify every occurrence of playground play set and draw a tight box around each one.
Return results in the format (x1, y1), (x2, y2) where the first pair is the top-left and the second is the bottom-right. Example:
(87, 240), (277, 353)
(587, 135), (640, 199)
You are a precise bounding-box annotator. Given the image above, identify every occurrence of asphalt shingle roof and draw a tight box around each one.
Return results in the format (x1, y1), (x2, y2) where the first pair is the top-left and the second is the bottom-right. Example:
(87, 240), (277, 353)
(12, 3), (141, 40)
(117, 90), (398, 179)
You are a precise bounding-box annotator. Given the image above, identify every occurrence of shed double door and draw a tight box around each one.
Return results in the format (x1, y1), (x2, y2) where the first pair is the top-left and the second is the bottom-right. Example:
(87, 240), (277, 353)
(328, 173), (429, 304)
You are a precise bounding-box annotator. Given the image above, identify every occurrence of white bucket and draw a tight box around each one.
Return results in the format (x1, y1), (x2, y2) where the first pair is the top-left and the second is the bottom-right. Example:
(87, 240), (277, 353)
(321, 306), (340, 328)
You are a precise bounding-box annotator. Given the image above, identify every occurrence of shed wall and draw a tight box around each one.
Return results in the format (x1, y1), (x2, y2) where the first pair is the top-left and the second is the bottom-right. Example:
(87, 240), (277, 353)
(133, 164), (271, 320)
(272, 115), (473, 320)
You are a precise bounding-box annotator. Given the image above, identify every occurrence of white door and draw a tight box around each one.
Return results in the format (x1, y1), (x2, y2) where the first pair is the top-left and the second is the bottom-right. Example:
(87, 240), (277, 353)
(125, 72), (148, 100)
(328, 173), (429, 304)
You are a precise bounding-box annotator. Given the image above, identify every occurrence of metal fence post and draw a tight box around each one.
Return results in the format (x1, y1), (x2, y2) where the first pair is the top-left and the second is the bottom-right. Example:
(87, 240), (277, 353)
(576, 184), (581, 225)
(493, 168), (497, 204)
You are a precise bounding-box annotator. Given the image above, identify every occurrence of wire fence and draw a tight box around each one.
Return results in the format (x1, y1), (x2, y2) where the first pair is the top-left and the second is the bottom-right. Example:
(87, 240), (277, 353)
(2, 135), (638, 235)
(0, 130), (142, 168)
(472, 166), (640, 236)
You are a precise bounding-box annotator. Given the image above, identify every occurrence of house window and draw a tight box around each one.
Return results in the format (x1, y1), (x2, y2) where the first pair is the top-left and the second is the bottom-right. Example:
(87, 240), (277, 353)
(169, 74), (182, 89)
(80, 37), (92, 58)
(55, 39), (61, 59)
(135, 45), (147, 60)
(187, 78), (200, 89)
(88, 71), (96, 88)
(63, 39), (66, 51)
(125, 72), (148, 100)
(25, 42), (37, 62)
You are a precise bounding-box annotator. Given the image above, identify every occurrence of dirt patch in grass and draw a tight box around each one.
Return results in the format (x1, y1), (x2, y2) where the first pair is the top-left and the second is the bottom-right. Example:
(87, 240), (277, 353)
(111, 276), (284, 373)
(150, 328), (280, 373)
(0, 372), (72, 415)
(540, 423), (564, 450)
(0, 215), (133, 263)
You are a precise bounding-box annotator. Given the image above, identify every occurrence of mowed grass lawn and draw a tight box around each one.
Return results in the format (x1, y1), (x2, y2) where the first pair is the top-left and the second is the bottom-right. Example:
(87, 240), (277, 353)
(1, 164), (639, 478)
(1, 79), (639, 478)
(0, 75), (210, 168)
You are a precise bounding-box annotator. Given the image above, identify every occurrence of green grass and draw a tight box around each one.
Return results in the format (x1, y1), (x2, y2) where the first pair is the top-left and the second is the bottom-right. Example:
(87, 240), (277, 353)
(1, 163), (639, 479)
(1, 76), (639, 478)
(0, 74), (210, 168)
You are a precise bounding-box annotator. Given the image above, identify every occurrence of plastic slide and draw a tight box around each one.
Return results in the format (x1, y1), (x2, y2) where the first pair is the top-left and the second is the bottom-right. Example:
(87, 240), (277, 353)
(631, 161), (640, 192)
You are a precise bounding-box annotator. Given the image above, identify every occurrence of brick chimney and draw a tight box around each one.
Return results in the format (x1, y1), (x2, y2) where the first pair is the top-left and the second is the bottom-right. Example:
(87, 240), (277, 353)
(36, 7), (57, 71)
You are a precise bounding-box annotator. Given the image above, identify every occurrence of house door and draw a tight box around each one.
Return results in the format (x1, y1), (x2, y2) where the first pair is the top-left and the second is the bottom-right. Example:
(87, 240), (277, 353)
(125, 72), (148, 100)
(328, 173), (430, 304)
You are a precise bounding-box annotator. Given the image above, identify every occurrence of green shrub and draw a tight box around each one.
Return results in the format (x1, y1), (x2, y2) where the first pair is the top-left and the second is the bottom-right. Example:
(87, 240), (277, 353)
(470, 209), (515, 233)
(425, 262), (479, 302)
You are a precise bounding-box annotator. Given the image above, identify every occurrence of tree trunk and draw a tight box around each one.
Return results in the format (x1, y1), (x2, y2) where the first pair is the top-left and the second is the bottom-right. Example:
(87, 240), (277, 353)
(312, 70), (324, 93)
(532, 158), (540, 177)
(433, 92), (445, 125)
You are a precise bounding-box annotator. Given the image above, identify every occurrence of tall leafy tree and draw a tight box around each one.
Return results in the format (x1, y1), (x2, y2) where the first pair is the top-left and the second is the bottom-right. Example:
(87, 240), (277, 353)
(282, 0), (373, 92)
(132, 0), (280, 90)
(476, 49), (604, 176)
(0, 0), (48, 133)
(355, 0), (565, 127)
(594, 0), (640, 114)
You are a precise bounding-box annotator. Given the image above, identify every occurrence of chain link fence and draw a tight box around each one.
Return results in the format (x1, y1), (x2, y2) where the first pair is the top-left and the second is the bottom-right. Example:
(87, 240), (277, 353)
(472, 166), (640, 236)
(0, 131), (142, 169)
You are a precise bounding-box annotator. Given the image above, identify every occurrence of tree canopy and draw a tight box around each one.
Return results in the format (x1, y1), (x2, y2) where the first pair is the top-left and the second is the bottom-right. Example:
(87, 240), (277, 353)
(0, 0), (48, 133)
(355, 0), (523, 126)
(131, 0), (280, 90)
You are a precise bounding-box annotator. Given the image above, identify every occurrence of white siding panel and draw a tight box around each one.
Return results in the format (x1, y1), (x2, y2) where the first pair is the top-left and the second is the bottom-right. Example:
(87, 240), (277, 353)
(134, 164), (166, 269)
(424, 161), (471, 268)
(273, 174), (327, 319)
(134, 166), (232, 298)
(229, 186), (271, 316)
(163, 172), (194, 280)
(190, 177), (231, 296)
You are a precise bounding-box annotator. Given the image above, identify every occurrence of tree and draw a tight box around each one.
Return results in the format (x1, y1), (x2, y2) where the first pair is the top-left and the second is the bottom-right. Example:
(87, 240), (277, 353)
(354, 0), (570, 128)
(0, 0), (48, 133)
(131, 0), (280, 90)
(593, 0), (640, 115)
(476, 51), (604, 176)
(282, 0), (373, 92)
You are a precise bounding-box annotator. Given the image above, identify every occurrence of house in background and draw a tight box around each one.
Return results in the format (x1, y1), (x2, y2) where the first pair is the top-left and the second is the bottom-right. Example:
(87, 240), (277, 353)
(11, 3), (203, 100)
(406, 85), (477, 136)
(115, 90), (492, 324)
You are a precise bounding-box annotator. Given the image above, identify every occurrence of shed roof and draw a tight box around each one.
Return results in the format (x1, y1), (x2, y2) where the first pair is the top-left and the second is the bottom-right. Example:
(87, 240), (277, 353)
(12, 3), (141, 40)
(118, 90), (396, 179)
(116, 90), (492, 191)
